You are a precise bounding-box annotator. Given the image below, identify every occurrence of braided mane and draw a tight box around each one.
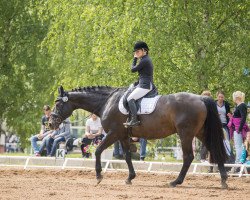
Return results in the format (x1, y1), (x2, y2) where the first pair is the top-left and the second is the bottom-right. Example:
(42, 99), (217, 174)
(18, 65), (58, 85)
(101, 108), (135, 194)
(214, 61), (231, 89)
(70, 86), (116, 94)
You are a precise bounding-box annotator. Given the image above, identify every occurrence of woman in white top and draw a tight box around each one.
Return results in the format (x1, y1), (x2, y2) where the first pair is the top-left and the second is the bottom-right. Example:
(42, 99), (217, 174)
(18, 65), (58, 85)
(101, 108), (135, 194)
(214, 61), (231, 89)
(81, 114), (104, 158)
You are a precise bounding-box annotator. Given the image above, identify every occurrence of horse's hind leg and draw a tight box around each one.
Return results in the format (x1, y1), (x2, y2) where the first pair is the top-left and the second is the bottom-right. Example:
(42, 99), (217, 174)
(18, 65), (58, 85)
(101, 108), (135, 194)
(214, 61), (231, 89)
(196, 134), (228, 189)
(218, 161), (228, 189)
(120, 138), (136, 184)
(170, 133), (194, 187)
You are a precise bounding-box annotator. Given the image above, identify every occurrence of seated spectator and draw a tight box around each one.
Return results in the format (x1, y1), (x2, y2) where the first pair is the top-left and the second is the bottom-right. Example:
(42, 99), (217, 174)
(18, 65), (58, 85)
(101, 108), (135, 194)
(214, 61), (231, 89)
(8, 134), (19, 143)
(6, 134), (19, 152)
(43, 118), (71, 157)
(30, 105), (53, 156)
(81, 114), (104, 158)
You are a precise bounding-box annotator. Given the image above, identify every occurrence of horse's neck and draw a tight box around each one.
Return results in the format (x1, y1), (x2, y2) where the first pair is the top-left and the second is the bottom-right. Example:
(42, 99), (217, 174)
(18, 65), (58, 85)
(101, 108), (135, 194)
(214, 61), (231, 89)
(69, 92), (109, 116)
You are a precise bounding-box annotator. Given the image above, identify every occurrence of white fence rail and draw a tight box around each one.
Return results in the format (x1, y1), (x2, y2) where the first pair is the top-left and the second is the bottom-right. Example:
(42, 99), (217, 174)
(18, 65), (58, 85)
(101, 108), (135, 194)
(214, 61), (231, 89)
(0, 156), (249, 177)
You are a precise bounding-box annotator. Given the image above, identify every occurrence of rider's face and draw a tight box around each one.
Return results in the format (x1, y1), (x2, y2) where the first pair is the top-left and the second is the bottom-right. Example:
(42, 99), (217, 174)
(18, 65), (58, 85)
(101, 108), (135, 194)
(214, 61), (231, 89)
(134, 49), (146, 58)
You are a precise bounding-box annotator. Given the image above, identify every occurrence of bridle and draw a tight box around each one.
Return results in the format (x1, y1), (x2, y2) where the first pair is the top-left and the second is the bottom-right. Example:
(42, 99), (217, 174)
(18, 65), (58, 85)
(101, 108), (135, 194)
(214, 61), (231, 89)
(51, 96), (69, 125)
(51, 88), (120, 125)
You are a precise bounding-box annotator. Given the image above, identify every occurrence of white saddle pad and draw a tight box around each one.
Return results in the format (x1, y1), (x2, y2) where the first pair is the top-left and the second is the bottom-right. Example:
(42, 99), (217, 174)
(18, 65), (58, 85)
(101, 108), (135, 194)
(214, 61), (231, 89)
(119, 95), (161, 115)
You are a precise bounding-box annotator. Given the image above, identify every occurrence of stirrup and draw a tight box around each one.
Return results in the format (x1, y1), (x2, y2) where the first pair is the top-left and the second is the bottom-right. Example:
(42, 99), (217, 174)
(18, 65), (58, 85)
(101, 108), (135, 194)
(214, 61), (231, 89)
(123, 120), (140, 128)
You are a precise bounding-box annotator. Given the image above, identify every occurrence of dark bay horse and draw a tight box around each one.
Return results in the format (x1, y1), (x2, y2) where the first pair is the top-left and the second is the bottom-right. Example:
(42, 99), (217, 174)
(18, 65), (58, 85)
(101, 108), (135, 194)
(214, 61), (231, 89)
(49, 86), (228, 188)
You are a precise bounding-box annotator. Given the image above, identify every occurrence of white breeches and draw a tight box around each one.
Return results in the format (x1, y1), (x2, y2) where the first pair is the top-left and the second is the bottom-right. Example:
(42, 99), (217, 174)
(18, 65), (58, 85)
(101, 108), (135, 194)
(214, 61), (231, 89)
(127, 87), (151, 101)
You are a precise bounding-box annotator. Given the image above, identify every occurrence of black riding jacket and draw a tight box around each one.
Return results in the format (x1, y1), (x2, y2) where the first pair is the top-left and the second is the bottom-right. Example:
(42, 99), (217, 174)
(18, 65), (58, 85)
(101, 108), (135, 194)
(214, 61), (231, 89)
(131, 55), (154, 89)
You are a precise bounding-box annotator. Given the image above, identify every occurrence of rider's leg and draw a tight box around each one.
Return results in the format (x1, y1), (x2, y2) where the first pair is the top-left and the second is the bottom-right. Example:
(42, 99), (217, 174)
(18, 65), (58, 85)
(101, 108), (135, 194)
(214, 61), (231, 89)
(124, 87), (151, 127)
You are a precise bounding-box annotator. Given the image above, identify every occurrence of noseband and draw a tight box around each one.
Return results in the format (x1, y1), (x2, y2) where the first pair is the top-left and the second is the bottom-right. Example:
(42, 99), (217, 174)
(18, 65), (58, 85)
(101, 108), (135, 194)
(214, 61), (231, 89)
(51, 96), (69, 124)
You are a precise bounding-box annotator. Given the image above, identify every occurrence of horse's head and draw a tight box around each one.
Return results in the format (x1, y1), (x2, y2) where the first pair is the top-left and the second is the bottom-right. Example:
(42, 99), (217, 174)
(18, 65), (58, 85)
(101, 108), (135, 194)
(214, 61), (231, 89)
(49, 86), (74, 129)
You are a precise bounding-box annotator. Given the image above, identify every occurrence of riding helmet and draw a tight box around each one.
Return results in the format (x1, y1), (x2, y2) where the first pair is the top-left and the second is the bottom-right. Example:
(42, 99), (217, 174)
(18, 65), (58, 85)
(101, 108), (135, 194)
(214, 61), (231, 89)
(133, 41), (149, 52)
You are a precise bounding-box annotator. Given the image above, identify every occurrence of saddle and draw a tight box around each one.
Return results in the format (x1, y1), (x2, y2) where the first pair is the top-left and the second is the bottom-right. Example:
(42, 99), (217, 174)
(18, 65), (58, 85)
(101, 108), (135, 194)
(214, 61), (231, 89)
(119, 84), (161, 115)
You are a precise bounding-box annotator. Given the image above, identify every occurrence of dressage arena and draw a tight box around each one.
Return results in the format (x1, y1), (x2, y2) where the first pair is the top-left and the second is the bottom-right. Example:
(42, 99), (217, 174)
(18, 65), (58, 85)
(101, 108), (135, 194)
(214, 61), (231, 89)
(1, 169), (250, 200)
(0, 156), (249, 200)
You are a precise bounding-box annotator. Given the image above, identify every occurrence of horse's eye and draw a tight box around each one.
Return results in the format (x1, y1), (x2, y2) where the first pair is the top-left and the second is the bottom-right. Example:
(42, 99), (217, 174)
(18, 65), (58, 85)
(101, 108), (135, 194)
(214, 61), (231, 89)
(56, 118), (61, 123)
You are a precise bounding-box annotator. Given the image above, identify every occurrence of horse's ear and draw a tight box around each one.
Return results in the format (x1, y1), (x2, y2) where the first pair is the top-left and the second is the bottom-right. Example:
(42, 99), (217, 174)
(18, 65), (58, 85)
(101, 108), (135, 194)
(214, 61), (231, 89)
(58, 85), (64, 97)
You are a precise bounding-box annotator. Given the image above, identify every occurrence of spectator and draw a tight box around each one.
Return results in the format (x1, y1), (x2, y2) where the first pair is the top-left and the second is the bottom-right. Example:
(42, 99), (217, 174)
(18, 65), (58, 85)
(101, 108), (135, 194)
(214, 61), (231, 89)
(81, 114), (104, 158)
(113, 141), (123, 159)
(228, 91), (249, 163)
(215, 90), (236, 169)
(6, 134), (19, 152)
(215, 91), (231, 141)
(8, 134), (18, 143)
(44, 118), (71, 157)
(246, 132), (250, 162)
(139, 138), (147, 161)
(240, 132), (250, 164)
(30, 105), (53, 156)
(131, 137), (147, 161)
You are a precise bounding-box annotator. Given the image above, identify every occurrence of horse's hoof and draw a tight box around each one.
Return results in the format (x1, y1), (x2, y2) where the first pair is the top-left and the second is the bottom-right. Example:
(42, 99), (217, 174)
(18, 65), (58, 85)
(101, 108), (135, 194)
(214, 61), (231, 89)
(169, 181), (177, 188)
(96, 175), (103, 185)
(125, 179), (132, 185)
(221, 182), (228, 189)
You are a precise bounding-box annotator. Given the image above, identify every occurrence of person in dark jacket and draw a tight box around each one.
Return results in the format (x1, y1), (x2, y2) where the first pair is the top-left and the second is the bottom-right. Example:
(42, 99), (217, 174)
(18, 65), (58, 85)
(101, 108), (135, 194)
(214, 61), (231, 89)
(215, 90), (231, 140)
(123, 41), (154, 127)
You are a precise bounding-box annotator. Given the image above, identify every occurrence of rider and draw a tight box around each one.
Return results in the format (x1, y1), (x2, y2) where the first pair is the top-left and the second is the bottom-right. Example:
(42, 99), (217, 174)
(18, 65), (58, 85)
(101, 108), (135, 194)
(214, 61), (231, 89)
(124, 41), (154, 127)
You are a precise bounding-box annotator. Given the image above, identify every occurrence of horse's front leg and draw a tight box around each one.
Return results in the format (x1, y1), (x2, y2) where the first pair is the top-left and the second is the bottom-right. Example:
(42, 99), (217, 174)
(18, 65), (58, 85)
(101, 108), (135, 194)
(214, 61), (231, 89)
(95, 131), (118, 184)
(120, 138), (136, 185)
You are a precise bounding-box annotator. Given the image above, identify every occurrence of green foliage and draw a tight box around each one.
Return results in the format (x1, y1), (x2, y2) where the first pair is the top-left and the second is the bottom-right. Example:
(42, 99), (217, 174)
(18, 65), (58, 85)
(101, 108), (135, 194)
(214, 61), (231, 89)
(0, 0), (55, 147)
(38, 0), (249, 96)
(0, 0), (249, 147)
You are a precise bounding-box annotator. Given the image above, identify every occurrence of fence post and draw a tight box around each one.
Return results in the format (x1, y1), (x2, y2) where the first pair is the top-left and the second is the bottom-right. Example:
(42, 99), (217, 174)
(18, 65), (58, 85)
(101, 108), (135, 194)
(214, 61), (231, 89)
(103, 160), (110, 173)
(24, 157), (30, 170)
(62, 158), (68, 170)
(147, 162), (153, 172)
(239, 165), (245, 177)
(192, 163), (197, 174)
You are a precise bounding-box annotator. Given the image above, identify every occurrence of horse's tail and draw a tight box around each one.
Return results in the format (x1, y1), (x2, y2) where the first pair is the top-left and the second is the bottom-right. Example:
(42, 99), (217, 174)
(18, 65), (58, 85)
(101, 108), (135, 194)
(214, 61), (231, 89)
(202, 97), (227, 164)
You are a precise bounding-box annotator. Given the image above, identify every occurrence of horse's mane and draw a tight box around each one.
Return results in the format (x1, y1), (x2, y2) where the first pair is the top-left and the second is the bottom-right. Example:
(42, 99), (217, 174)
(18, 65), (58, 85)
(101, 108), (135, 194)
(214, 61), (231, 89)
(70, 86), (121, 95)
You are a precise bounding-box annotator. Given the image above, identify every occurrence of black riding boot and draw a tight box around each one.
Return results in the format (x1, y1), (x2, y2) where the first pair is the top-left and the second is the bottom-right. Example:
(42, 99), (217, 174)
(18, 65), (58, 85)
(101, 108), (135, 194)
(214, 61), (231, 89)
(124, 99), (140, 127)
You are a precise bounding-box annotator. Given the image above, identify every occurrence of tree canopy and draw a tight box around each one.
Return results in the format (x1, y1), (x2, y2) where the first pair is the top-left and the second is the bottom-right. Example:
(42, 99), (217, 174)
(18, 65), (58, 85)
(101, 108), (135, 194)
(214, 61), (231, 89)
(0, 0), (249, 146)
